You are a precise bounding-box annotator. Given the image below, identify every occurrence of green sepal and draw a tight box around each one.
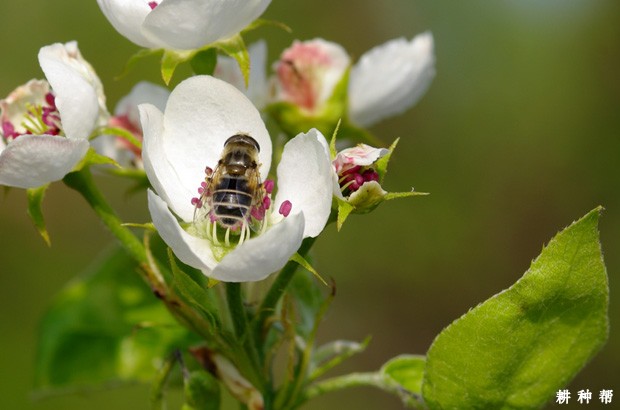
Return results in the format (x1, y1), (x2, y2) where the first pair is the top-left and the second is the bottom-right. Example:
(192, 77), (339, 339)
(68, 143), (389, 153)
(96, 126), (143, 151)
(190, 48), (218, 76)
(26, 184), (51, 246)
(291, 252), (327, 286)
(213, 34), (250, 87)
(74, 147), (120, 172)
(422, 207), (609, 409)
(116, 48), (163, 81)
(384, 191), (428, 201)
(242, 18), (292, 35)
(33, 246), (197, 395)
(162, 49), (194, 85)
(375, 138), (399, 181)
(328, 119), (341, 158)
(122, 222), (156, 231)
(336, 198), (355, 231)
(183, 369), (221, 410)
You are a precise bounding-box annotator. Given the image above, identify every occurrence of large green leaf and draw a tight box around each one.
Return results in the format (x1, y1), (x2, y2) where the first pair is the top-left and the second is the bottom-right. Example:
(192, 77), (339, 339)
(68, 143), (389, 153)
(34, 246), (197, 394)
(422, 208), (609, 409)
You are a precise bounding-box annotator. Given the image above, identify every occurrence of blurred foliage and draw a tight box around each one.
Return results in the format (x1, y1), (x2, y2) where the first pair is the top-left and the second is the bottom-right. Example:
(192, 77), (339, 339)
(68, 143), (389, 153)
(1, 1), (618, 409)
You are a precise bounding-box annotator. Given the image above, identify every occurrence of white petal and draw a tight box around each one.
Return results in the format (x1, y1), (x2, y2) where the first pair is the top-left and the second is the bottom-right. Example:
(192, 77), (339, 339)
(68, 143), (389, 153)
(0, 135), (88, 188)
(215, 40), (268, 109)
(348, 32), (435, 127)
(141, 104), (195, 222)
(38, 42), (108, 139)
(157, 76), (271, 219)
(333, 144), (389, 173)
(274, 129), (333, 238)
(143, 0), (272, 50)
(96, 0), (158, 48)
(212, 212), (304, 282)
(115, 81), (170, 127)
(148, 190), (218, 273)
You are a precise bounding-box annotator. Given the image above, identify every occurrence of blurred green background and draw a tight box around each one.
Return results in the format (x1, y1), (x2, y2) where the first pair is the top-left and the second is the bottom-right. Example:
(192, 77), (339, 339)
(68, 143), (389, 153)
(1, 1), (618, 409)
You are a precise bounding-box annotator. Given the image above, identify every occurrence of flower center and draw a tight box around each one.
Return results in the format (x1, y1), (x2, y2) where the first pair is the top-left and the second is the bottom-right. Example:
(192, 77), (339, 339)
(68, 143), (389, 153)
(190, 167), (293, 254)
(1, 92), (61, 142)
(338, 165), (379, 196)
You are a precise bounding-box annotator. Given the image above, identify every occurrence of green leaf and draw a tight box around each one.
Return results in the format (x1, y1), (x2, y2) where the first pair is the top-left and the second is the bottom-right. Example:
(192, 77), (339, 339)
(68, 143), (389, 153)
(26, 184), (51, 246)
(190, 48), (218, 76)
(214, 35), (249, 87)
(287, 269), (326, 339)
(34, 246), (197, 395)
(381, 355), (425, 395)
(183, 370), (221, 410)
(422, 208), (609, 409)
(166, 248), (220, 332)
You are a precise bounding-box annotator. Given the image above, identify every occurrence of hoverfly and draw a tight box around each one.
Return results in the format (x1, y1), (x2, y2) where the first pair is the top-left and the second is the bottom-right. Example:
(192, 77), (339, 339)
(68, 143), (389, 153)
(192, 134), (266, 245)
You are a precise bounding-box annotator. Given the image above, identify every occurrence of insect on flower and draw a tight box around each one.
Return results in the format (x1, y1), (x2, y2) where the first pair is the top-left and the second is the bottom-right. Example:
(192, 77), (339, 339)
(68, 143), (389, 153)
(192, 133), (270, 247)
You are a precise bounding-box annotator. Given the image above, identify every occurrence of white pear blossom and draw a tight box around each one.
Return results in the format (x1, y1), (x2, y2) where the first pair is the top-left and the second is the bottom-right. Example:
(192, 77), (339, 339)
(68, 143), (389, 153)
(141, 75), (333, 282)
(214, 41), (268, 109)
(271, 33), (435, 127)
(333, 144), (388, 201)
(271, 39), (350, 114)
(348, 32), (435, 127)
(96, 0), (272, 51)
(0, 42), (108, 188)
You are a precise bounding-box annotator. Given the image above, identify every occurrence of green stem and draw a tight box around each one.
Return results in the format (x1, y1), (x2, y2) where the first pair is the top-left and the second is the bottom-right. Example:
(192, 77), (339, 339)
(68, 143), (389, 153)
(64, 167), (214, 343)
(63, 168), (147, 265)
(226, 282), (264, 391)
(252, 237), (316, 344)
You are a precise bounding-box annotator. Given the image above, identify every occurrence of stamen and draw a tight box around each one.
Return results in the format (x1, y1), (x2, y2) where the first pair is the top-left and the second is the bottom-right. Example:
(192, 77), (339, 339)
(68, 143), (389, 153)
(212, 221), (220, 245)
(148, 1), (158, 10)
(263, 196), (271, 210)
(191, 197), (201, 207)
(205, 219), (213, 240)
(238, 222), (246, 245)
(279, 200), (292, 217)
(225, 227), (231, 247)
(263, 179), (275, 194)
